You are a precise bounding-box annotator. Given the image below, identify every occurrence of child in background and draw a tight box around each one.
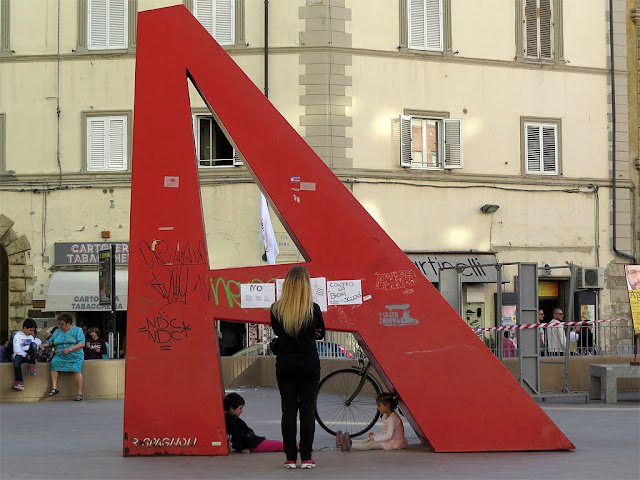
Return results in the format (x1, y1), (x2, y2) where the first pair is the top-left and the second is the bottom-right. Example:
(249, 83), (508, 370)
(224, 393), (284, 453)
(11, 318), (38, 391)
(339, 392), (408, 451)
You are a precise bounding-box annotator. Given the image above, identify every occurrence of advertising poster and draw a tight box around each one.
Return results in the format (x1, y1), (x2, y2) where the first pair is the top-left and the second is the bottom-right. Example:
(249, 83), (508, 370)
(98, 249), (113, 305)
(625, 265), (640, 334)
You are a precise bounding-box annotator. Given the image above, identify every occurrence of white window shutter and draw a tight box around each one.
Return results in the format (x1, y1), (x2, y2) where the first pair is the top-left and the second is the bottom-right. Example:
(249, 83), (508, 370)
(408, 0), (426, 49)
(400, 115), (413, 167)
(195, 0), (215, 37)
(107, 0), (127, 49)
(541, 125), (557, 173)
(443, 119), (463, 169)
(89, 0), (108, 50)
(425, 0), (442, 51)
(232, 149), (243, 165)
(525, 123), (541, 173)
(88, 118), (107, 171)
(539, 0), (553, 59)
(108, 117), (127, 170)
(215, 0), (235, 45)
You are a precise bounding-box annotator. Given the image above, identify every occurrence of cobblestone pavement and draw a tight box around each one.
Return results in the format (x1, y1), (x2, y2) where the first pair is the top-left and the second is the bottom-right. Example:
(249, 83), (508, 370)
(1, 387), (638, 479)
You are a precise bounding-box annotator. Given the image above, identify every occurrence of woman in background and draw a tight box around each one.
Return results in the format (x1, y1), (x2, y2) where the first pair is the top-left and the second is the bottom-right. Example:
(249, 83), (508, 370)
(44, 313), (85, 401)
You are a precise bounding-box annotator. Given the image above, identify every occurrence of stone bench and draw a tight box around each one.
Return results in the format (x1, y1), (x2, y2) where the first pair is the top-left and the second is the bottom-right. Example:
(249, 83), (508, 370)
(589, 364), (640, 404)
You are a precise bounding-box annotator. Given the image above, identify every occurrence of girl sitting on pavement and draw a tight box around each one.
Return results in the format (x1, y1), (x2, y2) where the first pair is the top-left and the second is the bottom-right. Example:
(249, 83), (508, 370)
(339, 392), (408, 451)
(224, 393), (284, 453)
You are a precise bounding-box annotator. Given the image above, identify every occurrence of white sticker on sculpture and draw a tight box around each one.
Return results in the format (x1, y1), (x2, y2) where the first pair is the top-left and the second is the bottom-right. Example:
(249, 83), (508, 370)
(327, 280), (362, 306)
(164, 176), (179, 188)
(240, 283), (275, 308)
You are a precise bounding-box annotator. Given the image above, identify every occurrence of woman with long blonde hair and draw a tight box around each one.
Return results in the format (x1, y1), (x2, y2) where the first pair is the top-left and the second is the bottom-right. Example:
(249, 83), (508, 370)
(270, 265), (325, 469)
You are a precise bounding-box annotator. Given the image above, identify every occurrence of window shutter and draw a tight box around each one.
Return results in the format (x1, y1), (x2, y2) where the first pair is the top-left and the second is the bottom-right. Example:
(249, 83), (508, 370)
(195, 0), (215, 37)
(525, 124), (541, 173)
(408, 0), (426, 49)
(443, 119), (463, 169)
(89, 0), (108, 50)
(215, 0), (235, 45)
(232, 149), (243, 165)
(108, 117), (127, 170)
(400, 115), (413, 167)
(107, 0), (127, 49)
(541, 125), (557, 173)
(88, 118), (107, 170)
(425, 0), (442, 51)
(539, 0), (553, 59)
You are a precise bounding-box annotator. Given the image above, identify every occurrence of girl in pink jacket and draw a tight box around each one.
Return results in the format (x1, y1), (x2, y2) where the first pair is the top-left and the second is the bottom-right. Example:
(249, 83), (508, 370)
(339, 392), (408, 451)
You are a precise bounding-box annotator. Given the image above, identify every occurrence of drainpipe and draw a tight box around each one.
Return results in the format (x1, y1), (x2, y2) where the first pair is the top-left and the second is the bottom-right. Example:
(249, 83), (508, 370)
(264, 0), (269, 99)
(609, 0), (636, 262)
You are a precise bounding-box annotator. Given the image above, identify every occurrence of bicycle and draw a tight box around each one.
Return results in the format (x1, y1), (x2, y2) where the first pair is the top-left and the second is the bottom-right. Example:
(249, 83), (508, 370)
(315, 357), (382, 437)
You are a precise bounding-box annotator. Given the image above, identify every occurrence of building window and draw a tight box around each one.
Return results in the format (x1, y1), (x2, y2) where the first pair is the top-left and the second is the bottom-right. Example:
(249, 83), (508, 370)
(517, 0), (564, 63)
(399, 113), (463, 170)
(193, 114), (241, 167)
(85, 114), (129, 172)
(400, 0), (451, 54)
(1, 0), (10, 56)
(522, 118), (561, 175)
(77, 0), (137, 52)
(191, 0), (237, 46)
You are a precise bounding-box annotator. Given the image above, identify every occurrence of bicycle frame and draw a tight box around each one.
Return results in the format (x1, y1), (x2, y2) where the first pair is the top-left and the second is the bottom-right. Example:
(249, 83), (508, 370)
(345, 360), (378, 406)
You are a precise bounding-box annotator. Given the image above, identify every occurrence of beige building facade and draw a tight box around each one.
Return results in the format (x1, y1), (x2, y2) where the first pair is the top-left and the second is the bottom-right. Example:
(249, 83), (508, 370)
(0, 1), (637, 351)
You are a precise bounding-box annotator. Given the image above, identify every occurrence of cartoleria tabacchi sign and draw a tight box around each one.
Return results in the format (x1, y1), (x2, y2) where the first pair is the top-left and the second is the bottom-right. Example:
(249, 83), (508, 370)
(54, 242), (129, 266)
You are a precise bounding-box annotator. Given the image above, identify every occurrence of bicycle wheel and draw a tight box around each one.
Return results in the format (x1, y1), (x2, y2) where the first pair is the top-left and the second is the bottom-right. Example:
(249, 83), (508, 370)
(315, 369), (381, 437)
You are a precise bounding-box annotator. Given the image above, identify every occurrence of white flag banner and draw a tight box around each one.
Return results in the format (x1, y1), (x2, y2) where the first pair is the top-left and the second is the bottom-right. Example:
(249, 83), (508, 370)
(260, 193), (280, 264)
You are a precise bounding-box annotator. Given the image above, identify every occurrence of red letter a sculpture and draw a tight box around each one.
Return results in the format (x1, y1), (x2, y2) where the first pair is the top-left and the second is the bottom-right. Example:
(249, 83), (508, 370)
(124, 6), (574, 455)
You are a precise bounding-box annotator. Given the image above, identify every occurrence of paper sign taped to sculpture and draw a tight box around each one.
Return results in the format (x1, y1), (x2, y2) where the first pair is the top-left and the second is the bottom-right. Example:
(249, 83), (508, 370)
(327, 280), (362, 306)
(240, 283), (275, 308)
(276, 277), (327, 312)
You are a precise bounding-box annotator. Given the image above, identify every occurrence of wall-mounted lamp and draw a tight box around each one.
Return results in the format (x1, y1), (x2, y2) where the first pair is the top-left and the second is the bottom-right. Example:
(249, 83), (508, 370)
(480, 204), (500, 213)
(543, 263), (552, 275)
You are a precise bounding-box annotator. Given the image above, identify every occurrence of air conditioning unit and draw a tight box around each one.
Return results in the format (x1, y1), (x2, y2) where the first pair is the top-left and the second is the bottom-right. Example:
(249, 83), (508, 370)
(576, 267), (605, 290)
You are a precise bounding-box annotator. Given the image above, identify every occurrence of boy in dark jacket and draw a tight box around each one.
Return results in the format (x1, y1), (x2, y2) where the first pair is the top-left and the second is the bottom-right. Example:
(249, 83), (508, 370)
(224, 392), (283, 453)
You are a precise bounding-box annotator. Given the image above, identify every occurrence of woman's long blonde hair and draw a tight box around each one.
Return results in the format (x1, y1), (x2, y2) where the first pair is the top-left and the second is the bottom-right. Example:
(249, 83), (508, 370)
(272, 265), (313, 336)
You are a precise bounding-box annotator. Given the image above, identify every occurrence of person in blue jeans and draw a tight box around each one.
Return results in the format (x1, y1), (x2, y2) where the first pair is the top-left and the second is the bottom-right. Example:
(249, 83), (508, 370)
(12, 318), (38, 391)
(270, 266), (325, 470)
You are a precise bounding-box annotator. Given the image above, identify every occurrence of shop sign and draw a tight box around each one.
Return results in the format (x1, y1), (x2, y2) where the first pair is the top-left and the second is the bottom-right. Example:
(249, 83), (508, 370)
(54, 242), (129, 266)
(538, 281), (559, 297)
(407, 253), (507, 283)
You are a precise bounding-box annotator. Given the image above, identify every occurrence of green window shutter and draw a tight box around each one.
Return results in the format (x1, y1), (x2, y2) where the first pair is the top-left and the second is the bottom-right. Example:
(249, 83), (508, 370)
(400, 115), (413, 167)
(443, 118), (463, 169)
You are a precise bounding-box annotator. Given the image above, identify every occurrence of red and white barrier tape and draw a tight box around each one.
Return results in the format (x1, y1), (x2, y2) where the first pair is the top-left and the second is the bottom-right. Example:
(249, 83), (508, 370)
(472, 318), (632, 333)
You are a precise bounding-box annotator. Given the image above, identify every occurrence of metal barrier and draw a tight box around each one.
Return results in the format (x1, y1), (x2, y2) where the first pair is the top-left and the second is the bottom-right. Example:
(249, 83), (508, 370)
(480, 320), (636, 358)
(261, 328), (363, 358)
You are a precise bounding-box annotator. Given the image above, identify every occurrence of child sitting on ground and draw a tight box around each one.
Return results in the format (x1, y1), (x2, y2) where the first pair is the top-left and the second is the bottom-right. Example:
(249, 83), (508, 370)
(11, 318), (38, 391)
(224, 392), (284, 453)
(339, 392), (408, 451)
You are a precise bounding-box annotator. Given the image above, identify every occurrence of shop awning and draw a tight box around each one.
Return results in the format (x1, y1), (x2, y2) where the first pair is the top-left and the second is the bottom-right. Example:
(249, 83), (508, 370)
(44, 270), (128, 312)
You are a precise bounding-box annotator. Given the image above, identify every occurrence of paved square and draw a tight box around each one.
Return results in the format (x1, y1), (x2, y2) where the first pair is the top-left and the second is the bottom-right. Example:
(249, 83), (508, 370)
(1, 387), (638, 479)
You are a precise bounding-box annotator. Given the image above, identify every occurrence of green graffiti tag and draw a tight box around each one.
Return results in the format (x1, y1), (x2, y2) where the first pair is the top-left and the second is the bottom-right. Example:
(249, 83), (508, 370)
(209, 277), (277, 308)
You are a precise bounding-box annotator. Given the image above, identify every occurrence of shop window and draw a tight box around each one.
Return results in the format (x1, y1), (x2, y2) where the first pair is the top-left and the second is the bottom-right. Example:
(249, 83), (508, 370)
(192, 114), (242, 167)
(77, 0), (137, 52)
(399, 113), (463, 170)
(83, 112), (131, 172)
(521, 117), (561, 175)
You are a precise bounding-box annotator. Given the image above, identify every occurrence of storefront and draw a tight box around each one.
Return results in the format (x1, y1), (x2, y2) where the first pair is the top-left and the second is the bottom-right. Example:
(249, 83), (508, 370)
(407, 252), (508, 331)
(44, 242), (129, 354)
